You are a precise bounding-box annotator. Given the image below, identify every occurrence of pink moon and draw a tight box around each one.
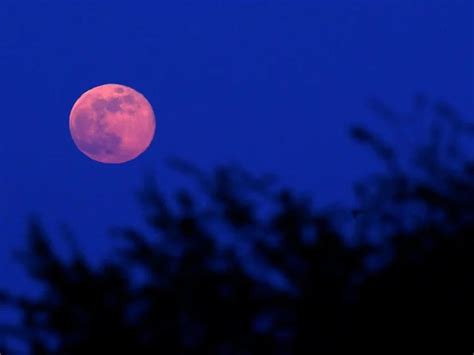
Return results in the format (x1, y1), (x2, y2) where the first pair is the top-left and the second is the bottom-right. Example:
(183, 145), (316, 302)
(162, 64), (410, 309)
(69, 84), (156, 164)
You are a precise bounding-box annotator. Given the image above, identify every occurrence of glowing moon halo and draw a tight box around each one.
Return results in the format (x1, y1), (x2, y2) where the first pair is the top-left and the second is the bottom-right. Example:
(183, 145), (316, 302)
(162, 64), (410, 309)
(69, 84), (156, 164)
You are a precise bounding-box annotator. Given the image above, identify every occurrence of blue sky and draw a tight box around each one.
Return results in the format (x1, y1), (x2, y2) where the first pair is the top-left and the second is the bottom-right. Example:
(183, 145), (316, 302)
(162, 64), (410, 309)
(0, 0), (471, 293)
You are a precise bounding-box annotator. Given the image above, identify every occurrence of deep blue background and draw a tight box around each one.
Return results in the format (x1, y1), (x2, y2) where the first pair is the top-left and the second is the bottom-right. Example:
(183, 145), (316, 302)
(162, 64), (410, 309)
(0, 0), (471, 295)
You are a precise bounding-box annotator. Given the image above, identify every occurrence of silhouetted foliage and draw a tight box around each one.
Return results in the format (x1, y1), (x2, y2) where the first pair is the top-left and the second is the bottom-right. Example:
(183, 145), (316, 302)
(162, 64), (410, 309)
(1, 98), (473, 353)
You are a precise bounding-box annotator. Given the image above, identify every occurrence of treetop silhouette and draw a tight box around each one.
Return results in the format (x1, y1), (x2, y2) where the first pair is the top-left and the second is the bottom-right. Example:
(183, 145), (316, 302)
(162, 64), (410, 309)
(1, 98), (472, 354)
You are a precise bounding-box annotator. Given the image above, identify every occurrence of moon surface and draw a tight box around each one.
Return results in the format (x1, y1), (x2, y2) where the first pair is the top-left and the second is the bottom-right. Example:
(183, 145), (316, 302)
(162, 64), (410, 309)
(69, 84), (156, 164)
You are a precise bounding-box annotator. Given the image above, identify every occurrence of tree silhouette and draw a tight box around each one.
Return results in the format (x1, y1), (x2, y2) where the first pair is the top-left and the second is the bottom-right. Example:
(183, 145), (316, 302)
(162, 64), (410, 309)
(1, 98), (472, 353)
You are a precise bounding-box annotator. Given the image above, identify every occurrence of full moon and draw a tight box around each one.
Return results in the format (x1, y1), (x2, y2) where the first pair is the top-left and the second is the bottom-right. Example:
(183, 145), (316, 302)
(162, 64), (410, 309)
(69, 84), (156, 164)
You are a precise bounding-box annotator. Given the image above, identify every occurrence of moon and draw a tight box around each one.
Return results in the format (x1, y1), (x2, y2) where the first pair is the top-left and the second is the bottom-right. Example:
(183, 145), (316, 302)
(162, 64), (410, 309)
(69, 84), (156, 164)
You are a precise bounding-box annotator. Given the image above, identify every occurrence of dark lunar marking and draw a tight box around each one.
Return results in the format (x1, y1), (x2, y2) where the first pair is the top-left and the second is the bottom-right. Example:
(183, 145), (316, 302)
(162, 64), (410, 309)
(123, 94), (135, 104)
(92, 98), (107, 112)
(77, 128), (122, 157)
(95, 111), (107, 127)
(74, 111), (96, 136)
(107, 97), (122, 113)
(73, 107), (122, 157)
(115, 87), (124, 93)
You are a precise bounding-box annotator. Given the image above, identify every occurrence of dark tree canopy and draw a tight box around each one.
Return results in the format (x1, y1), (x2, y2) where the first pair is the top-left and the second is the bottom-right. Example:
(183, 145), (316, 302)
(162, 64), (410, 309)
(1, 98), (473, 354)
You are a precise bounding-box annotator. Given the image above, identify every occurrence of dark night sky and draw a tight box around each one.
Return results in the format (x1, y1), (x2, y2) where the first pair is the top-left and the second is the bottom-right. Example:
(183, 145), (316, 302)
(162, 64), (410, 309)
(0, 0), (472, 294)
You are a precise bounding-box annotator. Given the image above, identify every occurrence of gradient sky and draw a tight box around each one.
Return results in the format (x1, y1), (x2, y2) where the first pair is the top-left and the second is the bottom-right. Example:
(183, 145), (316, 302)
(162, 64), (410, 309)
(0, 0), (472, 294)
